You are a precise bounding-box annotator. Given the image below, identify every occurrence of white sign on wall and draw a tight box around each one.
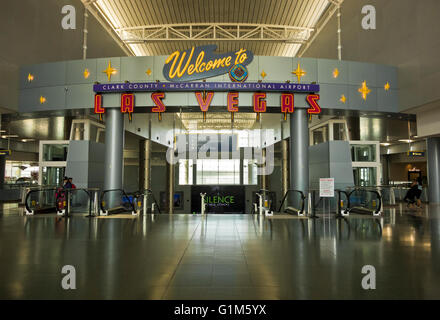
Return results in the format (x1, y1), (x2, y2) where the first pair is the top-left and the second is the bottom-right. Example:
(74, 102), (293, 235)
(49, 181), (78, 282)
(320, 178), (335, 197)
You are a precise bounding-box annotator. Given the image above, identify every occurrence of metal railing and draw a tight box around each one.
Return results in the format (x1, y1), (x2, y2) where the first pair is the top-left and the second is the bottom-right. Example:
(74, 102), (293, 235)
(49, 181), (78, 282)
(24, 187), (97, 216)
(343, 187), (382, 216)
(133, 189), (162, 214)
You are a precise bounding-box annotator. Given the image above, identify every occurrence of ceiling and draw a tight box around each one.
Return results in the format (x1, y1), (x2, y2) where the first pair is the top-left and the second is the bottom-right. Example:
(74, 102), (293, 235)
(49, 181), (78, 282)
(85, 0), (338, 57)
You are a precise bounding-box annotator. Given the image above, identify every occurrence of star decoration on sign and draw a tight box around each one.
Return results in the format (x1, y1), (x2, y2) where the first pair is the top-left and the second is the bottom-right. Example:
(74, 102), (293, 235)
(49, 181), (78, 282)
(27, 73), (34, 82)
(358, 81), (371, 101)
(384, 82), (390, 91)
(260, 70), (267, 79)
(102, 60), (117, 81)
(146, 68), (152, 76)
(40, 96), (46, 104)
(83, 69), (90, 79)
(292, 62), (306, 83)
(333, 68), (339, 78)
(340, 94), (347, 104)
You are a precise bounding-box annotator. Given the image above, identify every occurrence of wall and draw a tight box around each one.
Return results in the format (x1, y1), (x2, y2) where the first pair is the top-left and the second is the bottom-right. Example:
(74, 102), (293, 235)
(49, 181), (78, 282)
(0, 0), (125, 112)
(65, 140), (105, 189)
(303, 0), (440, 113)
(309, 141), (354, 189)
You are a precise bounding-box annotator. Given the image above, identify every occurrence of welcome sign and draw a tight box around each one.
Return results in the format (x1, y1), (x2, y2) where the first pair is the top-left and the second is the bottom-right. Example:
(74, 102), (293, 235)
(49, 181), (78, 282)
(163, 45), (254, 82)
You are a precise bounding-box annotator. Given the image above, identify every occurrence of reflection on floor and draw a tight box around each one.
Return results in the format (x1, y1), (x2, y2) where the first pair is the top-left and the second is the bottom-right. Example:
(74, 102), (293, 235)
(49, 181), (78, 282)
(0, 203), (439, 299)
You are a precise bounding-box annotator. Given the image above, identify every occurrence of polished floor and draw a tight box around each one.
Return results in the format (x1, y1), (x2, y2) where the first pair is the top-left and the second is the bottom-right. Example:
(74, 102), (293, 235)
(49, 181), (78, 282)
(0, 203), (439, 299)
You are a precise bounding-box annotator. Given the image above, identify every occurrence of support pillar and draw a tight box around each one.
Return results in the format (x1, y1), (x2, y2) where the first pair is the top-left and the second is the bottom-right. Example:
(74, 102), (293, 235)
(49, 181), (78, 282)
(167, 150), (175, 214)
(104, 109), (125, 207)
(427, 137), (440, 203)
(140, 139), (151, 191)
(192, 161), (197, 185)
(258, 148), (268, 191)
(282, 139), (289, 198)
(290, 109), (309, 206)
(0, 155), (6, 185)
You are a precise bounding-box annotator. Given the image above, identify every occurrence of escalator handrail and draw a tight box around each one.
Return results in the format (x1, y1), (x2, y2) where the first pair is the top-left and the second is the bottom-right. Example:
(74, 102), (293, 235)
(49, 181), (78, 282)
(336, 189), (350, 212)
(347, 187), (382, 214)
(277, 189), (306, 214)
(24, 187), (58, 214)
(100, 188), (136, 214)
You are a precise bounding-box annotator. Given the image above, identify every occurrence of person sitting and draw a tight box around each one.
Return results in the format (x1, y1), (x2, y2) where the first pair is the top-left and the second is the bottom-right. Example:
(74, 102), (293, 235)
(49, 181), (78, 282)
(414, 177), (423, 208)
(404, 180), (418, 209)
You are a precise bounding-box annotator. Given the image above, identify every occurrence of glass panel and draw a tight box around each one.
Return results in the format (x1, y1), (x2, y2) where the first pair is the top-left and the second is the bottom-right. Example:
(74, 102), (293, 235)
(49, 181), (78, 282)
(312, 125), (328, 145)
(178, 159), (193, 185)
(353, 167), (377, 187)
(333, 122), (347, 141)
(243, 159), (257, 185)
(196, 159), (241, 185)
(97, 129), (105, 144)
(72, 123), (85, 140)
(43, 144), (68, 162)
(351, 144), (376, 162)
(89, 125), (98, 142)
(42, 167), (65, 186)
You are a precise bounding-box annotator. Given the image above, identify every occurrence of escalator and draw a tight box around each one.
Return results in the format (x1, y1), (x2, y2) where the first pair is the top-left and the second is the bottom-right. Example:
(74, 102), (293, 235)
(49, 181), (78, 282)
(100, 189), (137, 215)
(25, 188), (58, 215)
(25, 187), (96, 216)
(342, 188), (382, 216)
(277, 190), (306, 216)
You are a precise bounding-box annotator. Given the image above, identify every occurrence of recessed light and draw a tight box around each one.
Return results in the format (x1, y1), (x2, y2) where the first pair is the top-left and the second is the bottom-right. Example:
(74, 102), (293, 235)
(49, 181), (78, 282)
(1, 135), (19, 139)
(398, 139), (413, 143)
(380, 142), (391, 146)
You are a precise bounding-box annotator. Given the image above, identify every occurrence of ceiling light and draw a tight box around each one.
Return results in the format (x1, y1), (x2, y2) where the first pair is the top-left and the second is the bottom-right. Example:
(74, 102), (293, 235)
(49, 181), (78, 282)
(1, 135), (19, 139)
(398, 139), (413, 143)
(380, 143), (391, 146)
(21, 139), (35, 143)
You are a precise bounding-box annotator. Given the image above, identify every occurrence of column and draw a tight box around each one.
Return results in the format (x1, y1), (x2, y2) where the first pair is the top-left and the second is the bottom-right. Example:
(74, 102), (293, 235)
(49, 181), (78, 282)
(259, 148), (267, 191)
(167, 150), (175, 214)
(427, 137), (440, 203)
(0, 155), (6, 185)
(290, 109), (309, 207)
(282, 139), (289, 197)
(103, 109), (125, 207)
(239, 148), (244, 185)
(140, 139), (151, 191)
(192, 161), (197, 185)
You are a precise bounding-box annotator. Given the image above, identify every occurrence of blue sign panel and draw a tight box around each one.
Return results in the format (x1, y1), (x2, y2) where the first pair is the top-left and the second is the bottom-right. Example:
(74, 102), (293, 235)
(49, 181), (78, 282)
(162, 45), (254, 82)
(0, 150), (11, 156)
(408, 151), (425, 157)
(93, 82), (320, 93)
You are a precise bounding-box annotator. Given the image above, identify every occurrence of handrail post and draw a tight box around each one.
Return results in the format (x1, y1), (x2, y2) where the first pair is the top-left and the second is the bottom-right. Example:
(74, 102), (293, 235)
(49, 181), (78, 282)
(66, 189), (71, 217)
(200, 193), (206, 215)
(307, 192), (312, 216)
(258, 193), (263, 215)
(390, 187), (396, 205)
(143, 193), (147, 215)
